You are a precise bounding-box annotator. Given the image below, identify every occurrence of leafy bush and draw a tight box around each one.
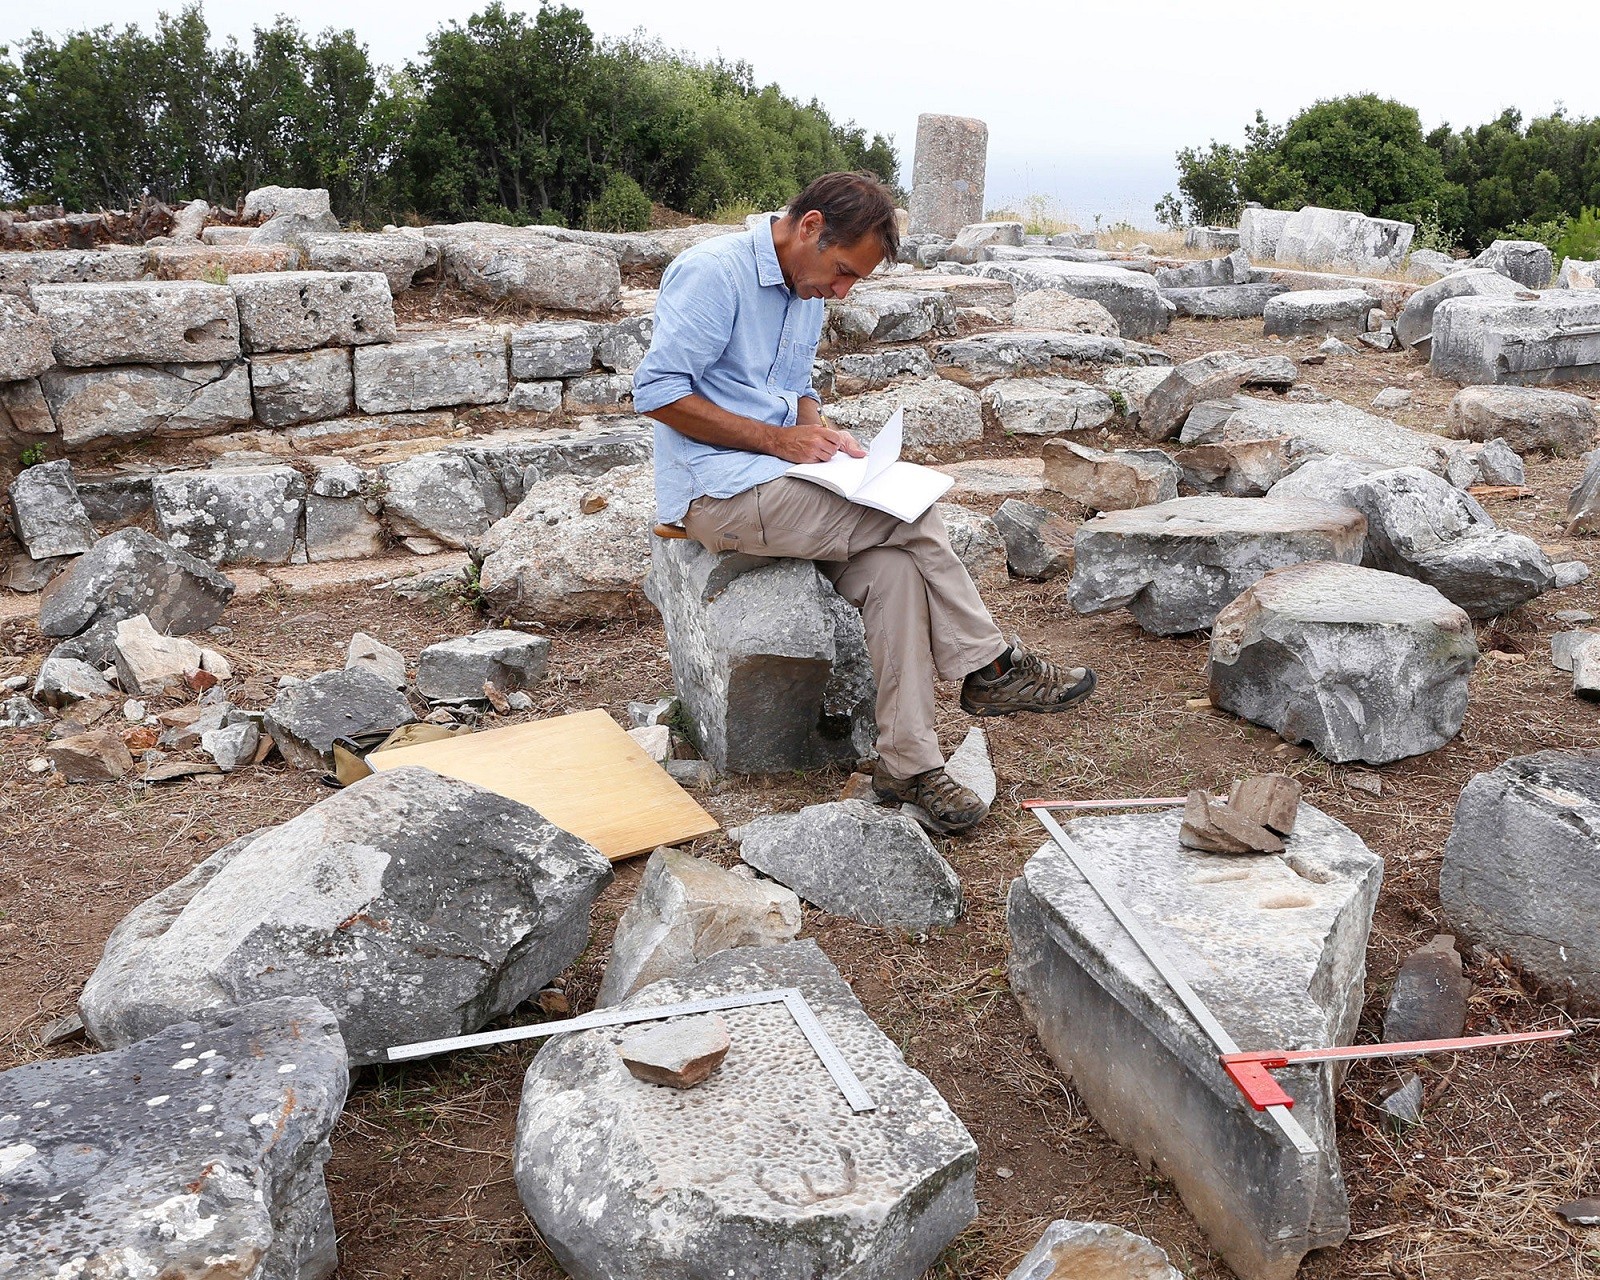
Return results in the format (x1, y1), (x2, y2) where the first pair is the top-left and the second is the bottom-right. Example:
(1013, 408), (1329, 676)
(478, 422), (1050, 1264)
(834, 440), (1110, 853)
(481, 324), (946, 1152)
(585, 172), (651, 231)
(1554, 207), (1600, 263)
(1411, 201), (1460, 254)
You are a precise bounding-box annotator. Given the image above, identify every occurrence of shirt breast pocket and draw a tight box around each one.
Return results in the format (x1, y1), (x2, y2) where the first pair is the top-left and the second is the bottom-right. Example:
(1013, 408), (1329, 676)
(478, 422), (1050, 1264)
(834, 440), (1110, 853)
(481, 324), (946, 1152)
(789, 336), (820, 390)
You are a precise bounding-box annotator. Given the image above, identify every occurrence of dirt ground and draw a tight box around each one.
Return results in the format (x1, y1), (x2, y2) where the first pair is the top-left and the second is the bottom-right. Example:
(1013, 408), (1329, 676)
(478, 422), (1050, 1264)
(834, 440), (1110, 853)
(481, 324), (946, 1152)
(3, 316), (1600, 1280)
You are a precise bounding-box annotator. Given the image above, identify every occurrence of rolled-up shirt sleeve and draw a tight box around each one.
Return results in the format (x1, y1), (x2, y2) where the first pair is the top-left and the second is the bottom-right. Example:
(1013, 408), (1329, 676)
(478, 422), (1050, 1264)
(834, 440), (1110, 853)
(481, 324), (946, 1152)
(632, 251), (738, 414)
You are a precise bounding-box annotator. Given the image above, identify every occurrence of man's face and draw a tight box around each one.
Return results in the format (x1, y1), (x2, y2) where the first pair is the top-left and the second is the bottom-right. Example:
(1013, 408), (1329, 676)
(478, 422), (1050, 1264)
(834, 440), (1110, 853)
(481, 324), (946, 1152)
(786, 210), (884, 300)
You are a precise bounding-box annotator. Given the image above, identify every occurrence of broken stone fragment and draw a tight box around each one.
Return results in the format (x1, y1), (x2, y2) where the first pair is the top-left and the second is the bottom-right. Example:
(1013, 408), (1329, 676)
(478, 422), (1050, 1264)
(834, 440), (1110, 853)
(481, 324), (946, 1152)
(38, 527), (235, 641)
(345, 631), (407, 689)
(992, 498), (1074, 580)
(414, 629), (550, 704)
(201, 720), (259, 773)
(1178, 789), (1284, 855)
(626, 723), (671, 765)
(1004, 1218), (1183, 1280)
(262, 666), (416, 771)
(7, 460), (96, 560)
(1378, 1073), (1425, 1130)
(1230, 773), (1302, 836)
(0, 695), (47, 729)
(45, 727), (134, 782)
(1383, 934), (1469, 1043)
(112, 615), (208, 696)
(902, 727), (996, 832)
(619, 1013), (730, 1088)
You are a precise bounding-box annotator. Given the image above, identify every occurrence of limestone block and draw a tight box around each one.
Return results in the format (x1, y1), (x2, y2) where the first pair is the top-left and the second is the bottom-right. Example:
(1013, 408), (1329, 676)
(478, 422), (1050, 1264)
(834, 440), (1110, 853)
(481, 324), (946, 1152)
(595, 314), (654, 373)
(1473, 239), (1553, 288)
(0, 293), (54, 381)
(1275, 206), (1414, 273)
(353, 331), (509, 413)
(112, 615), (207, 696)
(1043, 441), (1180, 512)
(243, 185), (334, 221)
(39, 362), (253, 446)
(933, 330), (1153, 381)
(1163, 283), (1289, 318)
(1239, 206), (1292, 261)
(441, 235), (621, 313)
(1068, 495), (1367, 635)
(510, 321), (597, 379)
(1178, 395), (1465, 474)
(0, 378), (54, 434)
(345, 632), (407, 689)
(643, 537), (875, 774)
(38, 527), (234, 639)
(144, 244), (296, 279)
(152, 464), (306, 566)
(1262, 289), (1372, 339)
(1139, 351), (1296, 442)
(1430, 293), (1600, 386)
(414, 629), (551, 703)
(1393, 269), (1522, 351)
(305, 458), (382, 561)
(943, 220), (1024, 265)
(938, 502), (1007, 589)
(1446, 385), (1596, 455)
(30, 281), (239, 366)
(972, 260), (1175, 339)
(263, 667), (416, 771)
(8, 460), (94, 559)
(825, 377), (982, 459)
(1441, 752), (1600, 1008)
(983, 376), (1116, 437)
(1010, 291), (1120, 334)
(0, 998), (348, 1280)
(828, 287), (955, 343)
(1008, 802), (1381, 1280)
(992, 499), (1074, 580)
(230, 271), (396, 353)
(301, 232), (429, 293)
(909, 113), (988, 237)
(516, 941), (977, 1279)
(508, 379), (563, 412)
(249, 348), (353, 427)
(79, 767), (612, 1064)
(830, 347), (935, 395)
(1209, 561), (1478, 763)
(1154, 250), (1252, 290)
(0, 247), (147, 292)
(564, 372), (633, 412)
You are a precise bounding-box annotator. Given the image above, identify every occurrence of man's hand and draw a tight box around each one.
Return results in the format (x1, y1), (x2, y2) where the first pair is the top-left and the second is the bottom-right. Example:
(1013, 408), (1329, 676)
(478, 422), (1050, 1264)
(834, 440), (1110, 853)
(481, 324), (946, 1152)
(768, 422), (866, 464)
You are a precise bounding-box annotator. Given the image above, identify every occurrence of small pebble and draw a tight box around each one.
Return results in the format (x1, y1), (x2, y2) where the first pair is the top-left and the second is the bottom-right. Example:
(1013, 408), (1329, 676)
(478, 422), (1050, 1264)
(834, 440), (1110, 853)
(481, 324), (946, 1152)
(123, 700), (146, 721)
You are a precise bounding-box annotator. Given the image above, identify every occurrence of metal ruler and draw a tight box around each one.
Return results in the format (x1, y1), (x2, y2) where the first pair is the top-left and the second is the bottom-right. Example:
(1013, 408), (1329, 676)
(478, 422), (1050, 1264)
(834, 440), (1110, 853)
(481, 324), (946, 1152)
(385, 985), (878, 1113)
(1025, 800), (1320, 1156)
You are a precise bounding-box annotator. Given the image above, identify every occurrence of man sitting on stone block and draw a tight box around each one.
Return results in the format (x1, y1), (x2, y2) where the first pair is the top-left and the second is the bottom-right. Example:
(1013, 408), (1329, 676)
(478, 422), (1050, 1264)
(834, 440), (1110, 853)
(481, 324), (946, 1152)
(633, 171), (1096, 834)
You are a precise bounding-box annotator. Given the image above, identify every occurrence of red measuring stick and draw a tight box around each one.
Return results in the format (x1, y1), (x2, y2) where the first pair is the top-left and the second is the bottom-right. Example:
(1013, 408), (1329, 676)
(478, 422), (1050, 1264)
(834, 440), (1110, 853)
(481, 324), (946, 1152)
(1220, 1028), (1575, 1110)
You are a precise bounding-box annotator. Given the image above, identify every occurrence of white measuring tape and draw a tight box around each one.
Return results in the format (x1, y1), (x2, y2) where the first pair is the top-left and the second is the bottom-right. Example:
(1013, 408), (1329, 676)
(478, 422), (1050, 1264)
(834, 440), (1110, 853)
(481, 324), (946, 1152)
(385, 985), (878, 1113)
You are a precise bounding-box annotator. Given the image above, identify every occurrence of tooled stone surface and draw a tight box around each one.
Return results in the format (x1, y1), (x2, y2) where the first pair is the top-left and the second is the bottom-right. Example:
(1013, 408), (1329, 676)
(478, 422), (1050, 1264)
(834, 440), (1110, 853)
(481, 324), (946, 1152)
(1067, 496), (1367, 635)
(0, 996), (348, 1280)
(230, 271), (397, 353)
(30, 281), (240, 366)
(1007, 802), (1382, 1280)
(515, 940), (978, 1279)
(78, 768), (613, 1064)
(1208, 561), (1479, 764)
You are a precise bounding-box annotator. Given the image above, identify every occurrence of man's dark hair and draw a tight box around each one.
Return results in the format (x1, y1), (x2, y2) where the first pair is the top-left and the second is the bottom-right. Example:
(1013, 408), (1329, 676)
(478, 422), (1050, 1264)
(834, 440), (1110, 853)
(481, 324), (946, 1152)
(786, 171), (900, 265)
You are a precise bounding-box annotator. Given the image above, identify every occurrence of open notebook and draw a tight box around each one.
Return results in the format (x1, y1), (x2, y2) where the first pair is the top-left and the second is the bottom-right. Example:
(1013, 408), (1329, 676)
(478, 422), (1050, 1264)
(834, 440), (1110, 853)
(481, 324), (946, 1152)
(786, 408), (953, 523)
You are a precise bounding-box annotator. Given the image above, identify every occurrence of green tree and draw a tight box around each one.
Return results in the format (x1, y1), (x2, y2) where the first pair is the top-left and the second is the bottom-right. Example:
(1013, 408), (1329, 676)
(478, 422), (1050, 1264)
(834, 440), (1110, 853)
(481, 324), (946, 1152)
(1164, 139), (1245, 226)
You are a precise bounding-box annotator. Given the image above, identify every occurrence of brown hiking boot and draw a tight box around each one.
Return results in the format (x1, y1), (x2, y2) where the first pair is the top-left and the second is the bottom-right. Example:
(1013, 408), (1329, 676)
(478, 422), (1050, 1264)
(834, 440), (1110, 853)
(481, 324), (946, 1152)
(960, 636), (1096, 718)
(873, 763), (989, 835)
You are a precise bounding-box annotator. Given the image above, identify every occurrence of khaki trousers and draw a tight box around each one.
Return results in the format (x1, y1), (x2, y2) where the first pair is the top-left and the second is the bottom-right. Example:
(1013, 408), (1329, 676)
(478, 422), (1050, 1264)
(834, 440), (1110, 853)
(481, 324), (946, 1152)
(682, 477), (1007, 776)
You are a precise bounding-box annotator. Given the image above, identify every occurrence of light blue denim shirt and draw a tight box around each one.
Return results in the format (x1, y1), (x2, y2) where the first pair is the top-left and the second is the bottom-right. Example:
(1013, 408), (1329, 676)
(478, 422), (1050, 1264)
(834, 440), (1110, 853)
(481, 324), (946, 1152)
(633, 216), (823, 523)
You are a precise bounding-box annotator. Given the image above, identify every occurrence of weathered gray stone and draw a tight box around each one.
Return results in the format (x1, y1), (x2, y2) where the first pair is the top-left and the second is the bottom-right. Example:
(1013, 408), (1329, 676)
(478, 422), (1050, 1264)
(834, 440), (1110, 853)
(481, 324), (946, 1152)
(516, 940), (977, 1279)
(8, 460), (94, 558)
(934, 456), (1046, 500)
(1552, 630), (1599, 672)
(353, 330), (508, 413)
(1175, 438), (1290, 497)
(0, 293), (54, 381)
(1004, 1220), (1182, 1280)
(830, 347), (935, 394)
(1393, 268), (1523, 351)
(1140, 351), (1298, 442)
(828, 287), (955, 344)
(1276, 206), (1414, 274)
(1155, 250), (1252, 290)
(595, 314), (654, 373)
(30, 281), (239, 366)
(509, 321), (597, 379)
(1405, 248), (1460, 282)
(243, 185), (334, 222)
(440, 235), (621, 313)
(982, 376), (1116, 437)
(943, 220), (1024, 265)
(993, 498), (1074, 580)
(1264, 456), (1381, 507)
(735, 801), (961, 927)
(597, 848), (801, 1006)
(0, 247), (148, 293)
(644, 537), (875, 775)
(1558, 258), (1600, 289)
(1179, 395), (1466, 474)
(825, 377), (983, 459)
(1069, 497), (1365, 635)
(1473, 437), (1525, 485)
(33, 656), (116, 708)
(472, 463), (653, 622)
(1431, 292), (1600, 385)
(301, 232), (428, 293)
(38, 527), (235, 639)
(379, 451), (503, 550)
(231, 271), (396, 353)
(900, 726), (996, 833)
(1210, 561), (1478, 763)
(564, 372), (634, 412)
(39, 361), (253, 446)
(0, 377), (54, 435)
(1163, 282), (1289, 318)
(933, 330), (1154, 380)
(80, 767), (612, 1063)
(112, 615), (217, 696)
(507, 379), (563, 412)
(415, 629), (550, 703)
(1008, 800), (1380, 1280)
(1441, 752), (1600, 1008)
(0, 997), (348, 1280)
(909, 113), (987, 237)
(1372, 387), (1412, 410)
(303, 459), (382, 561)
(1262, 288), (1372, 339)
(345, 632), (407, 689)
(249, 347), (353, 427)
(201, 719), (259, 772)
(1575, 636), (1600, 697)
(1347, 466), (1554, 617)
(152, 464), (306, 566)
(938, 502), (1007, 588)
(1473, 239), (1553, 289)
(1384, 935), (1469, 1043)
(1011, 291), (1120, 334)
(263, 667), (416, 771)
(1043, 440), (1180, 511)
(0, 695), (47, 729)
(971, 261), (1175, 339)
(1567, 449), (1600, 534)
(1446, 385), (1596, 455)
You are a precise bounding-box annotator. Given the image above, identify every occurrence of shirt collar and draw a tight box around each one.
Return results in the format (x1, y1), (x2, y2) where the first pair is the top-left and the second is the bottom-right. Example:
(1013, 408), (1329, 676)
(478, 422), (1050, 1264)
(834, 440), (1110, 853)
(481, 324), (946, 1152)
(753, 214), (788, 290)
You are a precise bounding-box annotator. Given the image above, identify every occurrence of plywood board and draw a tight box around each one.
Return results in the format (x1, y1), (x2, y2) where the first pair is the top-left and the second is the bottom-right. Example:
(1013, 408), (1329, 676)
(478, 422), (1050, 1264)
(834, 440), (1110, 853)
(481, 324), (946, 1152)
(368, 709), (718, 862)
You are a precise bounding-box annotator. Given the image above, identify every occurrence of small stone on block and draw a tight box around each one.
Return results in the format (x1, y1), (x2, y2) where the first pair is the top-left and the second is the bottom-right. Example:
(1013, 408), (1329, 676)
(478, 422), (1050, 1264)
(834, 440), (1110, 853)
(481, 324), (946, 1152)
(619, 1013), (731, 1089)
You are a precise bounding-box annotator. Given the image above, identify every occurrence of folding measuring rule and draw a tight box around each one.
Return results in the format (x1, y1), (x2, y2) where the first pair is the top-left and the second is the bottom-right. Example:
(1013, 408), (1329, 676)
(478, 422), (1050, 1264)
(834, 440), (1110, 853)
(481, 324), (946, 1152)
(1023, 797), (1573, 1152)
(385, 985), (877, 1113)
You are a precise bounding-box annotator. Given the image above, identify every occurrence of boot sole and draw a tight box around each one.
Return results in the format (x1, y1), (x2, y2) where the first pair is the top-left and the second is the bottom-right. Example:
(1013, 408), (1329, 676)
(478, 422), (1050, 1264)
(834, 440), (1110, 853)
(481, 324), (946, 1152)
(961, 669), (1097, 718)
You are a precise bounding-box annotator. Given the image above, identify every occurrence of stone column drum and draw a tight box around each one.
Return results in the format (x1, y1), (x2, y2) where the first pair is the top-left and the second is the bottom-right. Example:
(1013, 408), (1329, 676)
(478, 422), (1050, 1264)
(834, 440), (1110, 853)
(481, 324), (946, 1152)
(909, 114), (988, 238)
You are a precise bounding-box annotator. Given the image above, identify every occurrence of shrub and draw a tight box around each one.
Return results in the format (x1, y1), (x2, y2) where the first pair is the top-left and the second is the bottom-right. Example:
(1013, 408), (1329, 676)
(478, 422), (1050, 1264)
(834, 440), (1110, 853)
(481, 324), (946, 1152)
(585, 172), (651, 232)
(1554, 207), (1600, 263)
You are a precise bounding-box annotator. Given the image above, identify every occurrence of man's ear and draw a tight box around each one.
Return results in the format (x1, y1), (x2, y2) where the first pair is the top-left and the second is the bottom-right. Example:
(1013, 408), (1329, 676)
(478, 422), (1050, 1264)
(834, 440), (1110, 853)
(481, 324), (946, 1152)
(799, 209), (826, 242)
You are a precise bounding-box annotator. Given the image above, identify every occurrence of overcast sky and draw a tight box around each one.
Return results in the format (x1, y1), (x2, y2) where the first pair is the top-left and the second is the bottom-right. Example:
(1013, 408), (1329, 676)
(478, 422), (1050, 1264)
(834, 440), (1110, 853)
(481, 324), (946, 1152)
(4, 1), (1595, 227)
